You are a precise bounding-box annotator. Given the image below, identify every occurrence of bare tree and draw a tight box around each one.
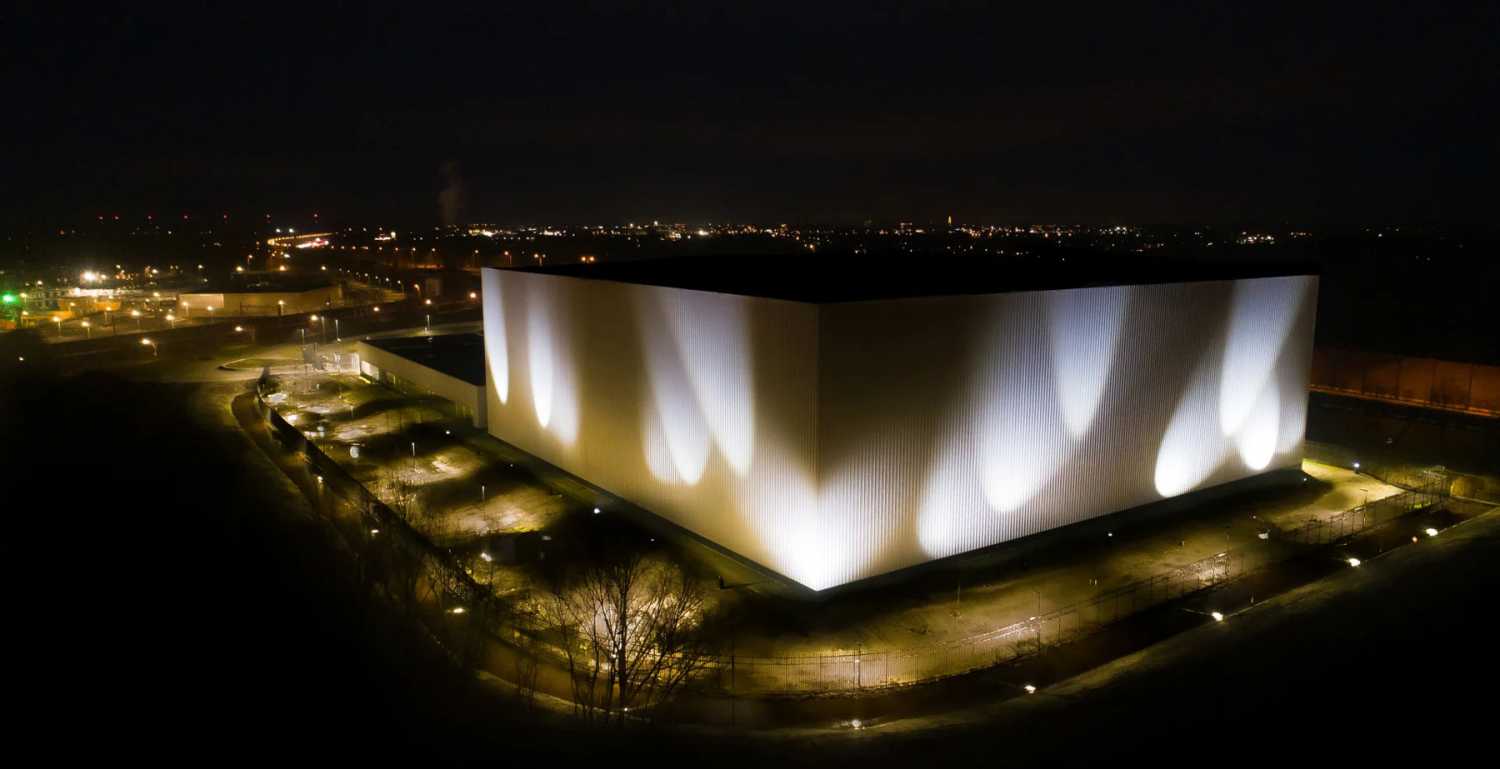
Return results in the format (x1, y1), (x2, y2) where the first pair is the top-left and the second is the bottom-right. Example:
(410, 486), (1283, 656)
(547, 553), (714, 724)
(542, 583), (605, 720)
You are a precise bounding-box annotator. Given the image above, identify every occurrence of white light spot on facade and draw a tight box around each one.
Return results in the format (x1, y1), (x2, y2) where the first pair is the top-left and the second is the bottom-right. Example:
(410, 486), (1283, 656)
(976, 300), (1069, 513)
(1219, 276), (1310, 436)
(1047, 285), (1130, 437)
(1155, 360), (1229, 497)
(480, 271), (509, 404)
(1234, 381), (1280, 471)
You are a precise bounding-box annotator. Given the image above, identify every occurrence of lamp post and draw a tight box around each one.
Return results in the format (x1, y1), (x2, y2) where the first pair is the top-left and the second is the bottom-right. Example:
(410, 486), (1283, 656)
(165, 312), (176, 330)
(131, 309), (142, 330)
(277, 299), (285, 317)
(52, 316), (62, 336)
(81, 320), (91, 339)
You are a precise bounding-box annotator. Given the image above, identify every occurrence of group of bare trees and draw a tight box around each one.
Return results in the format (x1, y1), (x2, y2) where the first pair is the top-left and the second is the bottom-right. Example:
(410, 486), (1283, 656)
(541, 552), (715, 723)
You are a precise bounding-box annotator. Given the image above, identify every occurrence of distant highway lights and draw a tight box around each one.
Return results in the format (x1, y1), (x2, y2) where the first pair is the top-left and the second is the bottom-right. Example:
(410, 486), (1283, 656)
(141, 337), (157, 357)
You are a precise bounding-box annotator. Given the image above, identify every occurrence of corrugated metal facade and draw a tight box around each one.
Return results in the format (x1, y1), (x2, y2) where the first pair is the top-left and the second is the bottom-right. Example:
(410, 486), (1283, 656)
(482, 268), (1318, 590)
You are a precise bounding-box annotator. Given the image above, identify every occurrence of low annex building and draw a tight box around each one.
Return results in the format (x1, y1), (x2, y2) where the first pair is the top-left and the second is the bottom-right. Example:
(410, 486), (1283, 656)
(354, 333), (487, 429)
(479, 257), (1318, 591)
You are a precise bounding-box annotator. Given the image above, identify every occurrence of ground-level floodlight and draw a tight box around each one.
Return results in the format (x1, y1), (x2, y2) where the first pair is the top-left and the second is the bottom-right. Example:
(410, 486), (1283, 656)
(1347, 557), (1361, 567)
(141, 337), (157, 356)
(1023, 684), (1037, 694)
(593, 507), (601, 515)
(1210, 611), (1225, 622)
(370, 528), (379, 536)
(1353, 461), (1361, 470)
(850, 719), (863, 730)
(1425, 527), (1439, 537)
(449, 606), (465, 615)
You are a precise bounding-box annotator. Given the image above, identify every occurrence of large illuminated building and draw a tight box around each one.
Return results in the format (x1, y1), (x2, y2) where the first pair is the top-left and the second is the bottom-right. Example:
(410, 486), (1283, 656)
(479, 258), (1318, 591)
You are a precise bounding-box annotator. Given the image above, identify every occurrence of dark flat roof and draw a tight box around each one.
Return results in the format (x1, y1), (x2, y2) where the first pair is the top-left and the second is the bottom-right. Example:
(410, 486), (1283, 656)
(519, 248), (1319, 303)
(192, 275), (338, 294)
(363, 333), (485, 386)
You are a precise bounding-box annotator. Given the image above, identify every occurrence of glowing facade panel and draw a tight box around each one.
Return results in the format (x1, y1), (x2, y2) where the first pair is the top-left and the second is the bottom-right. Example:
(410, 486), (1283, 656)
(481, 268), (1318, 590)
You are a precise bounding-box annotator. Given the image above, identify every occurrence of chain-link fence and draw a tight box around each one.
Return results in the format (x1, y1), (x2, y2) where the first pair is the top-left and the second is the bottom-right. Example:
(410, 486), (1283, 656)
(250, 387), (1454, 700)
(701, 477), (1447, 694)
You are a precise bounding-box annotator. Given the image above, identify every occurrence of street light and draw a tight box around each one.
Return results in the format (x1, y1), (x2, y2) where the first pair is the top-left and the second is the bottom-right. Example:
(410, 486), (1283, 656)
(141, 337), (157, 356)
(131, 309), (142, 329)
(165, 312), (176, 329)
(277, 299), (285, 317)
(52, 315), (62, 335)
(81, 320), (91, 339)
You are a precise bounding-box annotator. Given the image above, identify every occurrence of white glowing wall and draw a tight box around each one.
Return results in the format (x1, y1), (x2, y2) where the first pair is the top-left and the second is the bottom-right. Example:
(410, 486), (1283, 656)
(481, 268), (1318, 590)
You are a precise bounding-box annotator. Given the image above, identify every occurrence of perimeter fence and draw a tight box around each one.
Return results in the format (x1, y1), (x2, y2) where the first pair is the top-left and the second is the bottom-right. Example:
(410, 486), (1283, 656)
(252, 381), (1452, 698)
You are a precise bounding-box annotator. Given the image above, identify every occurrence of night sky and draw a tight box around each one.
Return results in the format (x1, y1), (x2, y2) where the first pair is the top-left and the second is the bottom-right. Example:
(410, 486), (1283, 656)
(5, 2), (1498, 228)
